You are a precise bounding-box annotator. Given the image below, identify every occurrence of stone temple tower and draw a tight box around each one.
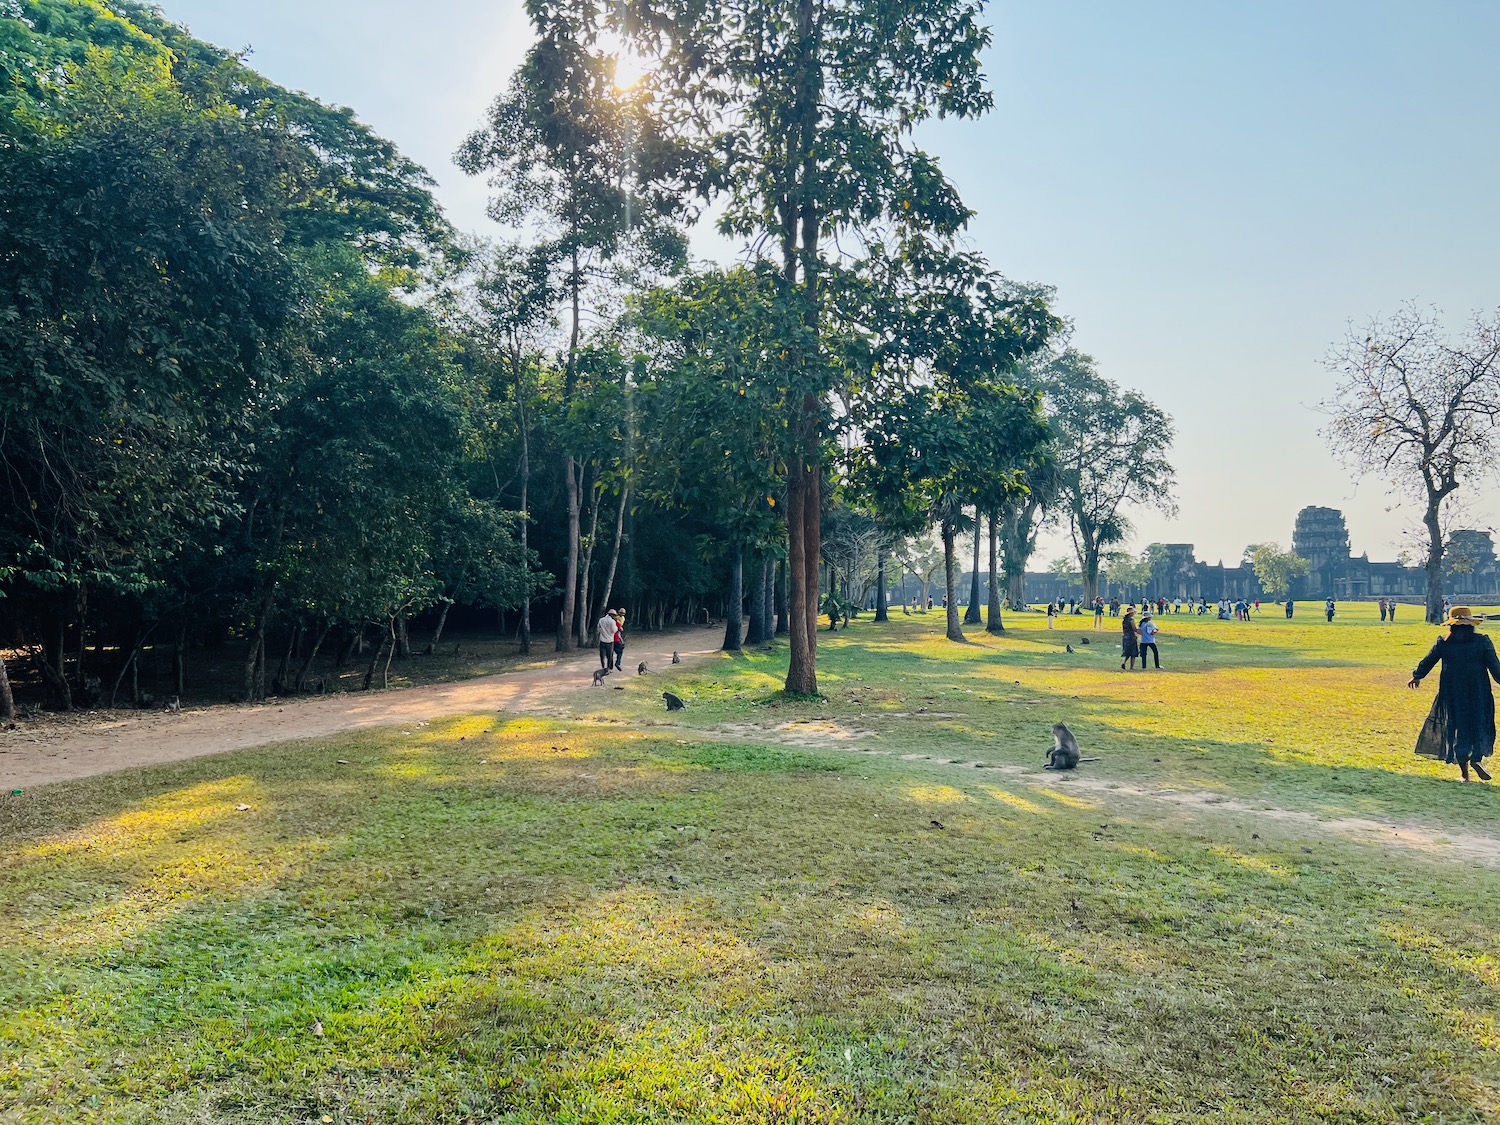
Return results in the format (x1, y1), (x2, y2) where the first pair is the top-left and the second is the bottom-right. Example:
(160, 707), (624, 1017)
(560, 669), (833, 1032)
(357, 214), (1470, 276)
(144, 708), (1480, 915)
(1292, 506), (1351, 597)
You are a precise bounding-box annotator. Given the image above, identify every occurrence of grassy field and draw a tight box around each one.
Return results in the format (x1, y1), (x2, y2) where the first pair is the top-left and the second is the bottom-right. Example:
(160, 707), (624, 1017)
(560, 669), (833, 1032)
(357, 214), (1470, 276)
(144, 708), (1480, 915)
(3, 603), (1499, 1123)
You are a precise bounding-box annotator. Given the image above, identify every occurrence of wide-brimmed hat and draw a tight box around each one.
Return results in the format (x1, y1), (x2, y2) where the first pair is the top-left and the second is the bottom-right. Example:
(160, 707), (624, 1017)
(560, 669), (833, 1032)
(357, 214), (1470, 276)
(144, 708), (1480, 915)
(1142, 613), (1153, 620)
(1123, 606), (1136, 615)
(1446, 606), (1485, 626)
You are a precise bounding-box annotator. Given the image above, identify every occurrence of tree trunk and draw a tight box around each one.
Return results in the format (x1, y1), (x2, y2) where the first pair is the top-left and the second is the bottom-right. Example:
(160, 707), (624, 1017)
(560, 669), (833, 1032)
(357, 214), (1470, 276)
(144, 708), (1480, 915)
(597, 483), (629, 619)
(1423, 500), (1446, 624)
(774, 558), (789, 636)
(382, 616), (397, 689)
(784, 465), (816, 692)
(426, 600), (453, 655)
(746, 551), (767, 645)
(576, 471), (602, 647)
(987, 511), (1004, 634)
(1081, 541), (1102, 605)
(723, 545), (744, 652)
(36, 624), (73, 711)
(965, 512), (983, 624)
(557, 455), (580, 651)
(0, 652), (14, 722)
(175, 626), (186, 697)
(73, 590), (88, 698)
(942, 523), (965, 642)
(874, 543), (889, 623)
(396, 612), (411, 660)
(762, 556), (775, 641)
(108, 625), (156, 709)
(295, 622), (330, 691)
(515, 340), (533, 655)
(362, 622), (388, 691)
(243, 586), (275, 702)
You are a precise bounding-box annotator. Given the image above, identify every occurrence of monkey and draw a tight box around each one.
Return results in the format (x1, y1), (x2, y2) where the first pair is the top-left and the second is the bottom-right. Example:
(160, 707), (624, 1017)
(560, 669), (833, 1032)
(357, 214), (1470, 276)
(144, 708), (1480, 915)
(671, 651), (681, 665)
(663, 691), (686, 712)
(638, 661), (649, 675)
(1065, 644), (1075, 654)
(1079, 637), (1090, 645)
(1044, 722), (1099, 770)
(592, 668), (609, 686)
(162, 696), (181, 715)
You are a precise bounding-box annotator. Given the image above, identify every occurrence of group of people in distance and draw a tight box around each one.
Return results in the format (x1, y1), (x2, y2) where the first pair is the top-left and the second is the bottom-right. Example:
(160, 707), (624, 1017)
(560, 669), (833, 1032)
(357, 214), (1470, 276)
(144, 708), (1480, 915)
(595, 608), (628, 674)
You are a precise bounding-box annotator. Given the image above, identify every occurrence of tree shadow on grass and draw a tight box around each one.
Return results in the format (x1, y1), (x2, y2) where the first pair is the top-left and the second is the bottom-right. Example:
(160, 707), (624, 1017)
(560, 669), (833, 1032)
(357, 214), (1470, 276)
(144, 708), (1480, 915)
(2, 717), (1498, 1122)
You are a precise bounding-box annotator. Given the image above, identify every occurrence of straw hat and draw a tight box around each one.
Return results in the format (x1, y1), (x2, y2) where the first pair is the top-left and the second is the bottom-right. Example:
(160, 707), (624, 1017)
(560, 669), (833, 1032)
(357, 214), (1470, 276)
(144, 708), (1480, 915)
(1445, 605), (1484, 626)
(1123, 606), (1136, 616)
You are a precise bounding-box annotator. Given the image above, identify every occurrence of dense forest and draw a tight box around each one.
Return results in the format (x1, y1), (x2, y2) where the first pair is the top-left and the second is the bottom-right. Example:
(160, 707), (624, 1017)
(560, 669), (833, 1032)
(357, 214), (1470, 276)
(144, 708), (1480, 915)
(0, 0), (1175, 717)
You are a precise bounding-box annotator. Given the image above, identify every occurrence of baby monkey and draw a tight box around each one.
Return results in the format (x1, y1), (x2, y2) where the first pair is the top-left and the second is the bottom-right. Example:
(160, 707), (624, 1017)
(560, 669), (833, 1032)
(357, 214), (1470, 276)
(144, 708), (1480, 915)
(592, 667), (609, 686)
(1044, 722), (1099, 770)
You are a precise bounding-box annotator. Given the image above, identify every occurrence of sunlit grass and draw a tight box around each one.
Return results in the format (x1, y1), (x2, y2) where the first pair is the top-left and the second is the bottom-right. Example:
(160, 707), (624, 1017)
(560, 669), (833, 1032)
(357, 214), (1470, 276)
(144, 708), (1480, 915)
(3, 603), (1499, 1122)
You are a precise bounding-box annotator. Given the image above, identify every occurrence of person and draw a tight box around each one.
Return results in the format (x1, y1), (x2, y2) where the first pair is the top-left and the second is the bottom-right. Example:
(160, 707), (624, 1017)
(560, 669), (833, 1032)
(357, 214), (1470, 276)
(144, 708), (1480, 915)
(1093, 597), (1105, 629)
(1110, 596), (1120, 617)
(1046, 601), (1056, 629)
(1379, 598), (1388, 622)
(613, 609), (627, 669)
(1173, 598), (1182, 615)
(596, 610), (619, 671)
(1120, 606), (1140, 671)
(1408, 606), (1500, 782)
(1285, 598), (1294, 619)
(1139, 612), (1161, 669)
(1325, 597), (1336, 623)
(1253, 599), (1261, 614)
(1388, 600), (1398, 623)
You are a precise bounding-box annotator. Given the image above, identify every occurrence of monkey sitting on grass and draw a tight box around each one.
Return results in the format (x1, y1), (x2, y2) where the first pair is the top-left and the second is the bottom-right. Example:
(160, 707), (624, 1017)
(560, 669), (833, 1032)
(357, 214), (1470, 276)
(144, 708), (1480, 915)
(1045, 722), (1100, 770)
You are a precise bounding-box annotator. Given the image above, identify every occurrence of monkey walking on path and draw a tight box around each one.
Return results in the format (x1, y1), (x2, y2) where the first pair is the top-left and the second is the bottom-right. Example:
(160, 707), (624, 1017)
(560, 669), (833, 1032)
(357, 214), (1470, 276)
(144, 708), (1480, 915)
(592, 668), (609, 686)
(1045, 722), (1100, 770)
(638, 662), (649, 675)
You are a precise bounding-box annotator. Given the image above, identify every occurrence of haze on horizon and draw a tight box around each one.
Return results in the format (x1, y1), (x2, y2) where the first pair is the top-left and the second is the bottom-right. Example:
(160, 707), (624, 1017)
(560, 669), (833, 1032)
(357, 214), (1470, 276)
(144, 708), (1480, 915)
(164, 0), (1500, 567)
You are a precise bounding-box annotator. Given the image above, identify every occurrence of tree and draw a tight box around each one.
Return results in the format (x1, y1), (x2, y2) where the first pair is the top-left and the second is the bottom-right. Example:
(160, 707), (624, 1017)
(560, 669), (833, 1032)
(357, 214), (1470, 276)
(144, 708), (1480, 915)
(1322, 306), (1500, 623)
(458, 7), (684, 650)
(1040, 350), (1176, 602)
(1246, 543), (1309, 599)
(622, 0), (994, 693)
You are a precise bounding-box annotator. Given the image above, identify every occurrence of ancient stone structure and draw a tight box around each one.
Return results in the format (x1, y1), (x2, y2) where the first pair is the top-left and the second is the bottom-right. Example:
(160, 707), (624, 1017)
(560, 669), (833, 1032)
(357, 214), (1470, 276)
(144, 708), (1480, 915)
(1011, 505), (1500, 604)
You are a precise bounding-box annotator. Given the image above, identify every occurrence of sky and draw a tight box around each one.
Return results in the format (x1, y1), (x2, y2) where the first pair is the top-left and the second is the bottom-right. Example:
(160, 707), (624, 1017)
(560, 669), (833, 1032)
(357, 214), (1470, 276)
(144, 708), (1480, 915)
(162, 0), (1500, 567)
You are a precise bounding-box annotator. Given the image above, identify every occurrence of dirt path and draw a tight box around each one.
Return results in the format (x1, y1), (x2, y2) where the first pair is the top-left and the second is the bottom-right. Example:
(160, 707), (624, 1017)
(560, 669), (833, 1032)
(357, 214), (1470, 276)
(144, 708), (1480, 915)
(0, 629), (724, 790)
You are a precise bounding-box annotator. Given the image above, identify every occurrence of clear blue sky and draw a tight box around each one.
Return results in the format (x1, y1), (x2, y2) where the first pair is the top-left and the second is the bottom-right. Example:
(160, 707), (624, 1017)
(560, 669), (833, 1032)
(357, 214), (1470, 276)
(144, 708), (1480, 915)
(164, 0), (1500, 566)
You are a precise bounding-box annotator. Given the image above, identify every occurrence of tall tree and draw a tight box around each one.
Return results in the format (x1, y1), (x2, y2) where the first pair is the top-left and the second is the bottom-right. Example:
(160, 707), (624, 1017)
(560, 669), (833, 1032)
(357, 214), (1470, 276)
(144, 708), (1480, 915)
(1041, 350), (1176, 602)
(1246, 543), (1310, 599)
(1322, 306), (1500, 623)
(458, 6), (683, 650)
(623, 0), (993, 693)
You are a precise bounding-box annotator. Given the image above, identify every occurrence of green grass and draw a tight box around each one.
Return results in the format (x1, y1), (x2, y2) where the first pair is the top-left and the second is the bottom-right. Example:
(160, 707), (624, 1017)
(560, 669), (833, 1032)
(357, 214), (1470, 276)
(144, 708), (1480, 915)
(3, 604), (1499, 1123)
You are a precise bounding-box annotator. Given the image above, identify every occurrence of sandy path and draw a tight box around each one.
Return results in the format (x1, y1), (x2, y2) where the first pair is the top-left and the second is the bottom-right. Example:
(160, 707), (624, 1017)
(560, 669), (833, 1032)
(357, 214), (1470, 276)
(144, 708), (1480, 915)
(0, 629), (724, 790)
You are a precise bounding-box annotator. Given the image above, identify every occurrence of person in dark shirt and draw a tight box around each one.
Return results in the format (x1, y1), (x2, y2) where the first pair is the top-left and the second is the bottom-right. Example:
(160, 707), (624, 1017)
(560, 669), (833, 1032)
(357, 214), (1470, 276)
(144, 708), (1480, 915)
(1409, 606), (1500, 782)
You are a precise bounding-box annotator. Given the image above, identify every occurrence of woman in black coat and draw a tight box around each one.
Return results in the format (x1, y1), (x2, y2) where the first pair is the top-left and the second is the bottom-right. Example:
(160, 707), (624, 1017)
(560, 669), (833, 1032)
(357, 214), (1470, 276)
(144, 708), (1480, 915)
(1120, 606), (1140, 671)
(1408, 606), (1500, 781)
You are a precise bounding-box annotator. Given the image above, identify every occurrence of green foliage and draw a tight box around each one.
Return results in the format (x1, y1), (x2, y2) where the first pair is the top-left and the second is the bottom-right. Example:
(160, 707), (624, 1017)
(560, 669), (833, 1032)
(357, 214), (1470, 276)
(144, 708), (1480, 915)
(1024, 348), (1177, 599)
(1246, 542), (1311, 598)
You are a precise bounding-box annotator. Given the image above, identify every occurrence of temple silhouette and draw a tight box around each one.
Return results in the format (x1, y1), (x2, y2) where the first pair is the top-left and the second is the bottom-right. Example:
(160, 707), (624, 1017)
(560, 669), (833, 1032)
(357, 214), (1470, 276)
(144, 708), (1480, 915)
(1019, 505), (1500, 604)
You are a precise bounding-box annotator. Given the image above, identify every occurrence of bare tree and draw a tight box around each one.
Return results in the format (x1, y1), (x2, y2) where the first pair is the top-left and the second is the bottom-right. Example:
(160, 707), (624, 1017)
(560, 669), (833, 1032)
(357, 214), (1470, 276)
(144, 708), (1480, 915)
(1322, 306), (1500, 623)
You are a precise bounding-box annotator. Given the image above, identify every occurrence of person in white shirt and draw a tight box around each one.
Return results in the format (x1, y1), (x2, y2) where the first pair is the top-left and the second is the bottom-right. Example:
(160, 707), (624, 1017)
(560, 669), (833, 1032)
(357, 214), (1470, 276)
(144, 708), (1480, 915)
(597, 611), (619, 671)
(1139, 613), (1161, 669)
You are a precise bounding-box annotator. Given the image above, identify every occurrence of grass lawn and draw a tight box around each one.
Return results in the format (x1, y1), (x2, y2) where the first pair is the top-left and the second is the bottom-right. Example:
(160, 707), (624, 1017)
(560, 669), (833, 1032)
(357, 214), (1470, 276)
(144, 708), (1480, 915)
(3, 603), (1499, 1123)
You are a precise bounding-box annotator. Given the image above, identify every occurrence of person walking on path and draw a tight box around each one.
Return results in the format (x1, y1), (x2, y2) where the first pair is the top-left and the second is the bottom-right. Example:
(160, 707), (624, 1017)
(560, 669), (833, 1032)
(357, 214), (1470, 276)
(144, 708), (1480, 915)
(1408, 606), (1500, 782)
(1120, 606), (1141, 671)
(597, 610), (619, 672)
(1139, 612), (1161, 669)
(612, 609), (627, 669)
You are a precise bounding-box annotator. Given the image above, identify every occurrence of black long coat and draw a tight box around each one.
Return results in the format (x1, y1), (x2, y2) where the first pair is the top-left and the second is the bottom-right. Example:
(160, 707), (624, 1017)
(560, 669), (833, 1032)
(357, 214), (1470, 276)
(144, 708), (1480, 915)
(1411, 629), (1500, 763)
